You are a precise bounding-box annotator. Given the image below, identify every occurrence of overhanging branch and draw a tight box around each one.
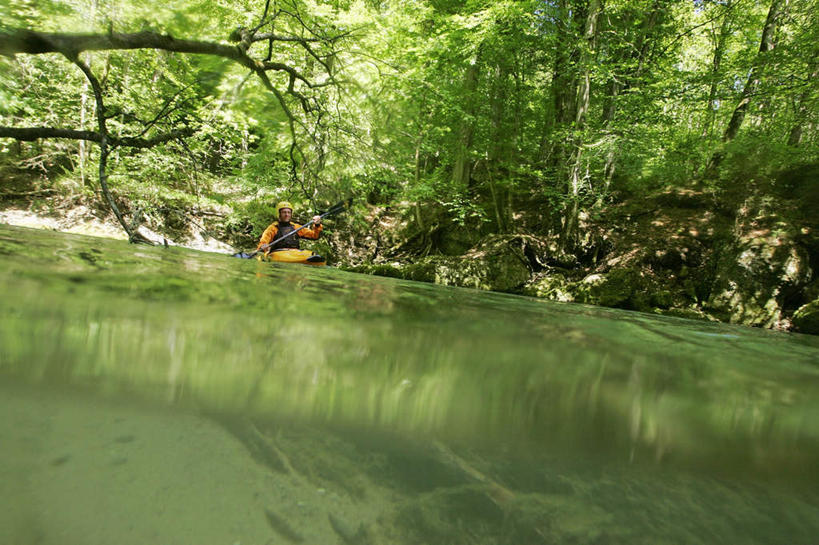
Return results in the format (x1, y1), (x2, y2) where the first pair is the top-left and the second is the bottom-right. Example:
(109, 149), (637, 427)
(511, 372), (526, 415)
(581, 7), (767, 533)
(1, 24), (345, 228)
(0, 28), (327, 108)
(0, 126), (194, 148)
(0, 29), (246, 59)
(0, 127), (97, 141)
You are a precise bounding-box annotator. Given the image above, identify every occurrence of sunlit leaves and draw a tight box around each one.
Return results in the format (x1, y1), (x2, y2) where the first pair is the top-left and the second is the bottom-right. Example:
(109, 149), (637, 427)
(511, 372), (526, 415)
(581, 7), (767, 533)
(1, 0), (817, 235)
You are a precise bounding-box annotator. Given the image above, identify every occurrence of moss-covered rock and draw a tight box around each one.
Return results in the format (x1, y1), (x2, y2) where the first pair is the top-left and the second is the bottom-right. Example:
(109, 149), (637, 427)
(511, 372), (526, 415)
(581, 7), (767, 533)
(655, 307), (719, 322)
(403, 260), (438, 283)
(522, 272), (575, 302)
(420, 250), (530, 292)
(705, 204), (813, 328)
(574, 268), (650, 310)
(345, 236), (532, 292)
(792, 299), (819, 335)
(343, 263), (405, 279)
(336, 184), (819, 334)
(389, 202), (483, 257)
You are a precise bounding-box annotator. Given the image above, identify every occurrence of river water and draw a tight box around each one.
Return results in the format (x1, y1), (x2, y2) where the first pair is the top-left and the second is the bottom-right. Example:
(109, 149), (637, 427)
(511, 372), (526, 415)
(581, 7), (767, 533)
(1, 223), (818, 544)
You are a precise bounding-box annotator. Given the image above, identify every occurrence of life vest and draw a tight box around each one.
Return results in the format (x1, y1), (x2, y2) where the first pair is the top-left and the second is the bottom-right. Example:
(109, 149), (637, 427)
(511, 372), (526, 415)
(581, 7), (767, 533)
(270, 221), (300, 250)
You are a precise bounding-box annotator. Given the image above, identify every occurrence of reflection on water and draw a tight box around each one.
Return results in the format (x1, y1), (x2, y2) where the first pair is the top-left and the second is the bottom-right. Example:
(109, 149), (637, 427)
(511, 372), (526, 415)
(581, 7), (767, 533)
(1, 224), (818, 544)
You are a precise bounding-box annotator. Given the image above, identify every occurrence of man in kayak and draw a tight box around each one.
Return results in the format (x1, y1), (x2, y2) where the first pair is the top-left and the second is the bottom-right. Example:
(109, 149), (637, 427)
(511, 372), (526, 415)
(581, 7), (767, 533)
(256, 201), (323, 255)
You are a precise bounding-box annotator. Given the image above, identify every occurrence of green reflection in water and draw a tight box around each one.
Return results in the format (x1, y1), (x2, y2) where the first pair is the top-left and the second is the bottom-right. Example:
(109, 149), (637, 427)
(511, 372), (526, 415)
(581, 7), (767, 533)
(1, 224), (819, 544)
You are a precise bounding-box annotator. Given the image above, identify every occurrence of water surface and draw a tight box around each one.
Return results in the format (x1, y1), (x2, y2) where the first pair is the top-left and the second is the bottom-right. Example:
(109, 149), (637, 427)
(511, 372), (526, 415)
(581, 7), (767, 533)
(2, 224), (818, 544)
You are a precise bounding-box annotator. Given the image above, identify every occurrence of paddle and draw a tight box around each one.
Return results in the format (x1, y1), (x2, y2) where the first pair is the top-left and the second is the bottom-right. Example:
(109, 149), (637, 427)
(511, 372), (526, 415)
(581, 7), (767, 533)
(233, 197), (353, 259)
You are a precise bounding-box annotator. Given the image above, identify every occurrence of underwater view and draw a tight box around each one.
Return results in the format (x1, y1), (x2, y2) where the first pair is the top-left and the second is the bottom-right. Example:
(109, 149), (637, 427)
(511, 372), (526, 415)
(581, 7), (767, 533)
(2, 223), (819, 545)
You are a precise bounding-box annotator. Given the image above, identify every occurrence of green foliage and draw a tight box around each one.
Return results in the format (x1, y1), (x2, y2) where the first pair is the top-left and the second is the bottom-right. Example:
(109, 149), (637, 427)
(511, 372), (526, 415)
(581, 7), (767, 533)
(1, 0), (817, 246)
(224, 198), (278, 245)
(713, 134), (818, 190)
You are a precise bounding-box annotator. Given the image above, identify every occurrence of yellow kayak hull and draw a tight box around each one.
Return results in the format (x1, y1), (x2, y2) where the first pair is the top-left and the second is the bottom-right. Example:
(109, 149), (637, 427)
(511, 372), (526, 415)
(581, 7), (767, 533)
(262, 249), (326, 266)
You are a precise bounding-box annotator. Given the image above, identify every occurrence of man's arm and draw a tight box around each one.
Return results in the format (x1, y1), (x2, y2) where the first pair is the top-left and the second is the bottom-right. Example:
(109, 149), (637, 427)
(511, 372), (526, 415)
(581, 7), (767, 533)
(297, 218), (323, 239)
(257, 223), (279, 250)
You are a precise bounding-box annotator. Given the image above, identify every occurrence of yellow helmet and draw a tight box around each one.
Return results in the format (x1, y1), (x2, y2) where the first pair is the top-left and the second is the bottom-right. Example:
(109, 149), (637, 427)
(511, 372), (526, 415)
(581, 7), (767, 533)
(276, 201), (294, 215)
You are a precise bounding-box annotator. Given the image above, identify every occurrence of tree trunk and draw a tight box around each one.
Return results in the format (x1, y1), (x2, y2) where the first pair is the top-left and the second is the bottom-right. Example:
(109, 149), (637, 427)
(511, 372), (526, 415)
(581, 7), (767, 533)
(721, 0), (783, 143)
(414, 141), (422, 185)
(79, 75), (90, 187)
(561, 0), (602, 251)
(489, 63), (508, 162)
(70, 55), (145, 243)
(539, 0), (577, 167)
(78, 0), (99, 188)
(704, 0), (783, 174)
(701, 1), (734, 141)
(488, 62), (511, 232)
(787, 68), (818, 146)
(414, 99), (429, 185)
(601, 1), (664, 195)
(451, 49), (481, 188)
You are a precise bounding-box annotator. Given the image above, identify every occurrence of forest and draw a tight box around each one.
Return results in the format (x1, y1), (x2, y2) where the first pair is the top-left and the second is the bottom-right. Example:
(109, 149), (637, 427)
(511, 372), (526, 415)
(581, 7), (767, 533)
(1, 0), (818, 332)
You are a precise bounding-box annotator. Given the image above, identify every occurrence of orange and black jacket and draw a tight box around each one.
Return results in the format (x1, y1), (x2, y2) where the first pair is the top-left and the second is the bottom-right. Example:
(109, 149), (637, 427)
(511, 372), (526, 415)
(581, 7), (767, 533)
(257, 221), (323, 253)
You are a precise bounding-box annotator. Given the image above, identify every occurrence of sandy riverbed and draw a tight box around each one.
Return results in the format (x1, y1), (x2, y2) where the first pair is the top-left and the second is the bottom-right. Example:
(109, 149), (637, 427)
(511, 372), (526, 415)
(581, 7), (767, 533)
(0, 383), (386, 545)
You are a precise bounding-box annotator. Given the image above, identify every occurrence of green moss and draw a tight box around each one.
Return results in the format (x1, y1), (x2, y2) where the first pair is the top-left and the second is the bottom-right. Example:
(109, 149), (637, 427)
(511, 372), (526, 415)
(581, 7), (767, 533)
(340, 263), (405, 279)
(793, 299), (819, 335)
(522, 274), (575, 302)
(370, 264), (404, 278)
(656, 307), (717, 322)
(650, 290), (674, 309)
(576, 269), (642, 309)
(403, 261), (436, 283)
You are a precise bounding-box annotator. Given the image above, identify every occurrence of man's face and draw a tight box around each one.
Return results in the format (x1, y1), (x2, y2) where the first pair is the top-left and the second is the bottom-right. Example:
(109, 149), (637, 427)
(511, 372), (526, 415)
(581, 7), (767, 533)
(279, 208), (293, 222)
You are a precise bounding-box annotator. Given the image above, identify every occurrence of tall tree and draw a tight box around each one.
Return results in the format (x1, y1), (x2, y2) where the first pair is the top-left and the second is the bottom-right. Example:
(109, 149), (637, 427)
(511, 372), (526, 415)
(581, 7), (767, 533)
(561, 0), (602, 251)
(720, 0), (784, 143)
(601, 0), (670, 191)
(451, 49), (482, 189)
(787, 67), (818, 146)
(540, 0), (579, 169)
(701, 0), (738, 141)
(0, 2), (351, 239)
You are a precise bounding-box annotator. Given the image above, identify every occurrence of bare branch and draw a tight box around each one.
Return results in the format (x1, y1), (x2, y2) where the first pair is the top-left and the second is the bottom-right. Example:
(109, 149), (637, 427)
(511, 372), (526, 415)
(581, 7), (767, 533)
(0, 127), (98, 141)
(0, 28), (321, 91)
(258, 0), (273, 31)
(1, 29), (245, 59)
(0, 126), (193, 148)
(115, 128), (195, 148)
(1, 25), (348, 220)
(0, 28), (329, 130)
(67, 53), (147, 242)
(250, 32), (353, 44)
(261, 60), (313, 87)
(277, 8), (327, 42)
(659, 0), (749, 57)
(133, 85), (193, 139)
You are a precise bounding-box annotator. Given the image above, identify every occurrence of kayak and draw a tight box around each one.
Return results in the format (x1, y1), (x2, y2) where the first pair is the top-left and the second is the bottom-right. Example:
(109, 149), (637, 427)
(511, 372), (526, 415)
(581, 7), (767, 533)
(262, 249), (326, 266)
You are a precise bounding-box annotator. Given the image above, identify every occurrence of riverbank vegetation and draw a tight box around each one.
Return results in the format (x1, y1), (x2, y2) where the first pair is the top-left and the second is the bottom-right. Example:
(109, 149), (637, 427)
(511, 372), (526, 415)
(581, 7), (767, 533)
(1, 0), (818, 332)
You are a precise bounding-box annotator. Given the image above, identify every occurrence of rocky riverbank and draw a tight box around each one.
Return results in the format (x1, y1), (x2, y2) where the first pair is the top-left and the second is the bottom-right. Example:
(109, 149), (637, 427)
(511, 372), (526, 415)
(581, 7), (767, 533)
(337, 166), (819, 335)
(3, 164), (818, 335)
